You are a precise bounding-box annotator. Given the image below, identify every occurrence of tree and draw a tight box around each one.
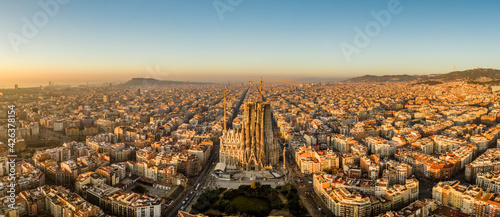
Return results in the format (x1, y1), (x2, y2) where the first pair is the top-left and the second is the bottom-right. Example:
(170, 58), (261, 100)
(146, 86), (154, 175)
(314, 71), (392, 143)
(271, 199), (284, 209)
(286, 190), (298, 201)
(225, 203), (237, 215)
(247, 206), (270, 217)
(250, 181), (261, 189)
(193, 200), (210, 213)
(238, 185), (250, 192)
(280, 183), (293, 193)
(205, 190), (220, 204)
(223, 190), (238, 200)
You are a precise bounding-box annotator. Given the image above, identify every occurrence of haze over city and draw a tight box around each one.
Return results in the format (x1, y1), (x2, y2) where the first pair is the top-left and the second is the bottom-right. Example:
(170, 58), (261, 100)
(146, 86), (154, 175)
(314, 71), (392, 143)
(4, 2), (500, 217)
(2, 0), (500, 87)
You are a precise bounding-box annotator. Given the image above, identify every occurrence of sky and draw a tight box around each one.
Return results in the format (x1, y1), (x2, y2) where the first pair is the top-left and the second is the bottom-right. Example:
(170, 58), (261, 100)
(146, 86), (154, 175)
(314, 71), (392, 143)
(1, 0), (500, 87)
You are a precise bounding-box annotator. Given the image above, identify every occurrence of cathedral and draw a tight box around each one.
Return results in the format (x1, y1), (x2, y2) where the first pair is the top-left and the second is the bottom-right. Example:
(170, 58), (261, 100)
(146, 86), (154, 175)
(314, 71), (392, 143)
(219, 101), (279, 171)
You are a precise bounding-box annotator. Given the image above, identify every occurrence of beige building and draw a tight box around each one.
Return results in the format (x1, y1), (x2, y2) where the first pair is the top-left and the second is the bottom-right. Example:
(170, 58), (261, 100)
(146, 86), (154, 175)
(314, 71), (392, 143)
(465, 148), (500, 182)
(294, 146), (339, 174)
(432, 181), (500, 217)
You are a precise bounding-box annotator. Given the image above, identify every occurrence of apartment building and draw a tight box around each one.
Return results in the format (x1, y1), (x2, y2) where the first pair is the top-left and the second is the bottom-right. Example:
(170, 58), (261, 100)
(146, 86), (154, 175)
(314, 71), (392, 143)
(431, 135), (466, 154)
(294, 146), (339, 174)
(314, 173), (419, 216)
(432, 181), (500, 217)
(476, 171), (500, 193)
(86, 183), (164, 217)
(332, 134), (359, 153)
(0, 161), (45, 197)
(40, 185), (103, 217)
(465, 148), (500, 182)
(378, 199), (436, 217)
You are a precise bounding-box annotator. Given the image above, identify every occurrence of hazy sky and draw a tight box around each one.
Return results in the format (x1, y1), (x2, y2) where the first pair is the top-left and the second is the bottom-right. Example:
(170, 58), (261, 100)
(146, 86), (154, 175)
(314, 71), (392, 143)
(1, 0), (499, 86)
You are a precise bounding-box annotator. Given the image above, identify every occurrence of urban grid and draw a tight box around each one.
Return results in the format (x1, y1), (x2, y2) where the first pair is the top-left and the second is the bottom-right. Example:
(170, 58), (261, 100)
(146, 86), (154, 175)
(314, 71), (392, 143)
(2, 1), (500, 217)
(2, 71), (500, 217)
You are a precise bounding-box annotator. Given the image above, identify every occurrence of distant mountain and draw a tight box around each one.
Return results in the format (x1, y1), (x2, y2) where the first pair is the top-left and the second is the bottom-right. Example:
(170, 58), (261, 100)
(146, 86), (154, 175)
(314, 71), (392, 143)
(432, 68), (500, 81)
(123, 78), (211, 86)
(345, 68), (500, 83)
(346, 74), (427, 82)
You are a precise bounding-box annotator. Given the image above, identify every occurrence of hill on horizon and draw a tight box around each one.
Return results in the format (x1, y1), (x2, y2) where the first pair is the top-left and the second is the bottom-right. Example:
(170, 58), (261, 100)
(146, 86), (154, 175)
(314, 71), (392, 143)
(345, 68), (500, 83)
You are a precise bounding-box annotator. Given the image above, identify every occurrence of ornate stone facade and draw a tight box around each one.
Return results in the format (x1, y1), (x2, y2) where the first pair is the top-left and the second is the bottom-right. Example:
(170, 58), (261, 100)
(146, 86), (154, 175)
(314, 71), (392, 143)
(219, 101), (279, 170)
(219, 130), (242, 167)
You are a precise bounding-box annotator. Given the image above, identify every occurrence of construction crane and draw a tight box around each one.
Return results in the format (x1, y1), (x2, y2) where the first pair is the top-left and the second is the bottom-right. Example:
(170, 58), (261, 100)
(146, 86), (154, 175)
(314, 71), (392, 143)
(216, 86), (229, 132)
(249, 76), (297, 100)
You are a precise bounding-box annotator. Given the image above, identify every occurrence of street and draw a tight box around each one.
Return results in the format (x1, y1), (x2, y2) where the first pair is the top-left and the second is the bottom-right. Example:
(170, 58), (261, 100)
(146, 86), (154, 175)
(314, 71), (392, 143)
(163, 143), (220, 217)
(285, 146), (334, 217)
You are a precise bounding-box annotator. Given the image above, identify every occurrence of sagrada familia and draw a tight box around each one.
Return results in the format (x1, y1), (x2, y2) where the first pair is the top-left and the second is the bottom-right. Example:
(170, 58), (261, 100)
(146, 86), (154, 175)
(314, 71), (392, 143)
(219, 101), (280, 171)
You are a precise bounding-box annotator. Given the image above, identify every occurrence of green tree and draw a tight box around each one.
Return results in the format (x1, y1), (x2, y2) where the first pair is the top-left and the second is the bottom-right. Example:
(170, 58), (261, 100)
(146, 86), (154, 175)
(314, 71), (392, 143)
(225, 204), (237, 215)
(271, 199), (284, 209)
(238, 185), (251, 192)
(193, 200), (210, 213)
(286, 190), (298, 201)
(223, 190), (238, 200)
(280, 183), (292, 193)
(247, 206), (270, 217)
